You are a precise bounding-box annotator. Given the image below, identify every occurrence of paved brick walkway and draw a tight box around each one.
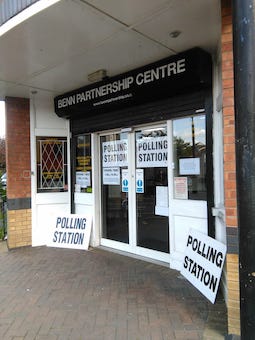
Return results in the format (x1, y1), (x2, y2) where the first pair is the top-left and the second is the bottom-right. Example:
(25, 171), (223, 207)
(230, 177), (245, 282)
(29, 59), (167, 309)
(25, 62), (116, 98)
(0, 242), (227, 339)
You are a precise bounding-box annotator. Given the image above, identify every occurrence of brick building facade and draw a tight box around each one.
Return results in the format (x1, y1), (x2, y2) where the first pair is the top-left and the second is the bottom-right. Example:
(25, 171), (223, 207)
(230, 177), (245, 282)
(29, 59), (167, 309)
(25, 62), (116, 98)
(221, 1), (240, 335)
(5, 97), (32, 248)
(1, 0), (250, 338)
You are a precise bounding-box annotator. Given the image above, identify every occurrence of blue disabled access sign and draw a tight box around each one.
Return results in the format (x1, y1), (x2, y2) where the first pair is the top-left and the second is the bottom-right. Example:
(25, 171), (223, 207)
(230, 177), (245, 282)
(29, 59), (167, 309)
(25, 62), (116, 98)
(122, 169), (129, 192)
(136, 179), (143, 193)
(136, 169), (144, 193)
(122, 178), (128, 192)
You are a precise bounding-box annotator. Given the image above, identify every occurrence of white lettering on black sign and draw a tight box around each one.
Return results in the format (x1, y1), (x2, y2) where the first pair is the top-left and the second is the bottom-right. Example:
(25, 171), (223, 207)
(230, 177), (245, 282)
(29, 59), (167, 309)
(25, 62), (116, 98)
(136, 59), (185, 85)
(57, 59), (186, 109)
(181, 229), (226, 304)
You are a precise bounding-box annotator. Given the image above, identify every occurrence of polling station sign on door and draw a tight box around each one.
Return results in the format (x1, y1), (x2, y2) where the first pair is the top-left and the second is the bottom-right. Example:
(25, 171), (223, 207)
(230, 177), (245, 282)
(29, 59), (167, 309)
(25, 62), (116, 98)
(102, 140), (128, 168)
(102, 140), (128, 186)
(101, 136), (168, 192)
(136, 136), (168, 168)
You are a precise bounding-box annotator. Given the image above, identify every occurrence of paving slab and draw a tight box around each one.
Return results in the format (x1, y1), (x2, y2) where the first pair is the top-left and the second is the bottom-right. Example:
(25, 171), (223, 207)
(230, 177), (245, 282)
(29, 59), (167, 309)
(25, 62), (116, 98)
(0, 241), (227, 339)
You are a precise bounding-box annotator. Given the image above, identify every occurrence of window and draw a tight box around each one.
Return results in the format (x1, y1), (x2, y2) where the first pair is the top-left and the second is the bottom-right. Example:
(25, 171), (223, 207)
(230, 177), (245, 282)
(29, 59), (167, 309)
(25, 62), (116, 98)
(75, 135), (92, 193)
(36, 137), (68, 193)
(173, 115), (206, 200)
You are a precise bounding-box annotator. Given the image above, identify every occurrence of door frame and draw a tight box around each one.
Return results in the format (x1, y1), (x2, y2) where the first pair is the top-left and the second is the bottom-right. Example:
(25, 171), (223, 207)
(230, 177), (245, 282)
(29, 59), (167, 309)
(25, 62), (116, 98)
(97, 98), (214, 266)
(99, 123), (170, 263)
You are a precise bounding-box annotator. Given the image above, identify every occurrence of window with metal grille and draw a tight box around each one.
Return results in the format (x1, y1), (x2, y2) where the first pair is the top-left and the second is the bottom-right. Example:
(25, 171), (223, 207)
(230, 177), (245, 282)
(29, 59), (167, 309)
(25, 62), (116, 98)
(36, 137), (68, 192)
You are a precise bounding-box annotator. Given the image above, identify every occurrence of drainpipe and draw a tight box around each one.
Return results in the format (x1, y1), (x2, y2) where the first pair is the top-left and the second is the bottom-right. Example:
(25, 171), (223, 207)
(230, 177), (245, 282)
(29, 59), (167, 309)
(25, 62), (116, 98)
(232, 0), (255, 338)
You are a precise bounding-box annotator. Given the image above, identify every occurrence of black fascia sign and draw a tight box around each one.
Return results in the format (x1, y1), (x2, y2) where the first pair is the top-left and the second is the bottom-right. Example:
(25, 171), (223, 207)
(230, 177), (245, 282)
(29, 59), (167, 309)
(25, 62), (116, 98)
(54, 48), (212, 119)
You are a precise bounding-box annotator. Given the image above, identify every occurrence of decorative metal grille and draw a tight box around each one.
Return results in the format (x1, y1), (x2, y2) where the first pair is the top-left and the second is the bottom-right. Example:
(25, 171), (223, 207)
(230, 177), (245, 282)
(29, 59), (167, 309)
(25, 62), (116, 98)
(37, 138), (67, 191)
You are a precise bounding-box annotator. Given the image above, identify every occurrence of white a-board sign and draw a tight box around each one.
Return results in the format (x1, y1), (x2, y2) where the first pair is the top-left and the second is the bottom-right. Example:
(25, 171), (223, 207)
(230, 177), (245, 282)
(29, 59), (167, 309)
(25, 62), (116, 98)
(181, 229), (226, 303)
(47, 214), (92, 250)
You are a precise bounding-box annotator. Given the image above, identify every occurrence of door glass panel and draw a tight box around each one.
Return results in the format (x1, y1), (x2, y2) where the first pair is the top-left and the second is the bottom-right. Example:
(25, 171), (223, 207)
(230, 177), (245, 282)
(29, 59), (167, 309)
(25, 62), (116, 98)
(135, 127), (169, 253)
(173, 115), (206, 200)
(75, 134), (92, 193)
(100, 133), (129, 243)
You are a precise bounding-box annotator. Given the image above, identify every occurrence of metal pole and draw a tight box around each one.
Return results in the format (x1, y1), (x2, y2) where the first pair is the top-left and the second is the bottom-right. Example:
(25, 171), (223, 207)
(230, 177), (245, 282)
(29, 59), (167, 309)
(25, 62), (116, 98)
(232, 0), (255, 338)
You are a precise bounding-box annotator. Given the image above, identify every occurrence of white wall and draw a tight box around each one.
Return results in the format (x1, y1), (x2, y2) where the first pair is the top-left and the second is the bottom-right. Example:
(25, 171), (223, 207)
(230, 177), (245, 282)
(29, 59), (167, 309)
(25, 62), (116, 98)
(212, 46), (228, 301)
(213, 50), (226, 244)
(30, 94), (70, 246)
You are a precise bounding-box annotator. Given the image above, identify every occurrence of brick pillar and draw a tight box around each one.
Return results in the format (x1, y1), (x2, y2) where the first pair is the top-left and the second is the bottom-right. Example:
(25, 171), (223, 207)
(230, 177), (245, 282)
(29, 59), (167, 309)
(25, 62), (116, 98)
(221, 0), (240, 336)
(5, 97), (31, 248)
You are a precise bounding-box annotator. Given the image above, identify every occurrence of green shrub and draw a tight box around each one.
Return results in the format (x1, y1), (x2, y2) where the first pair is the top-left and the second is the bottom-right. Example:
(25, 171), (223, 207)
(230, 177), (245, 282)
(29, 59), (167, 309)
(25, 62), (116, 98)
(0, 185), (6, 202)
(0, 227), (4, 240)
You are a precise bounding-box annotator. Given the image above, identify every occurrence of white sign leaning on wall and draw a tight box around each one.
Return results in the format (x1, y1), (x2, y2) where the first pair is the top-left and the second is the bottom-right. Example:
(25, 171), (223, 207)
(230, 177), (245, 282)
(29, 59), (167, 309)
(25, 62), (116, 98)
(181, 229), (226, 303)
(47, 214), (92, 250)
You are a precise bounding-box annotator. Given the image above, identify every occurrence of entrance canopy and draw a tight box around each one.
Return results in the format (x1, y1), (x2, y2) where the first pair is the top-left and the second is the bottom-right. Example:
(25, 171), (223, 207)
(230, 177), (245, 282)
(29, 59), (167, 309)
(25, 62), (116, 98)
(0, 0), (220, 101)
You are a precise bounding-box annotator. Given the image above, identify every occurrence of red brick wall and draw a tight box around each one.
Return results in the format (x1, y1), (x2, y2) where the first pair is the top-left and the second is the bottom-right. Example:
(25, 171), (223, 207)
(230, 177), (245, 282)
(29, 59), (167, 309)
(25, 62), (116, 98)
(222, 3), (237, 228)
(221, 0), (240, 335)
(5, 97), (31, 199)
(5, 97), (32, 248)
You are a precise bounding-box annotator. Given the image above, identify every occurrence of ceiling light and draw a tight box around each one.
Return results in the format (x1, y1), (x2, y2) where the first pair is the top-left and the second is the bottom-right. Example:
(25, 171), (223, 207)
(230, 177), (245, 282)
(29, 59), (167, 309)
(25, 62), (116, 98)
(169, 30), (181, 38)
(88, 69), (107, 83)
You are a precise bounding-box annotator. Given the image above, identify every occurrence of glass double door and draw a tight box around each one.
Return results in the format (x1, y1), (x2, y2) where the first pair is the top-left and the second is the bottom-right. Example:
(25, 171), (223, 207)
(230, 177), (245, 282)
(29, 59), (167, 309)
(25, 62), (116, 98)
(100, 115), (208, 265)
(100, 125), (169, 261)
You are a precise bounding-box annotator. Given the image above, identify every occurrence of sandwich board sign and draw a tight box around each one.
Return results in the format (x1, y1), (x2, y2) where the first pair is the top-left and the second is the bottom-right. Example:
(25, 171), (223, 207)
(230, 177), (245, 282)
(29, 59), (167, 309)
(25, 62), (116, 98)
(47, 214), (92, 250)
(181, 229), (226, 303)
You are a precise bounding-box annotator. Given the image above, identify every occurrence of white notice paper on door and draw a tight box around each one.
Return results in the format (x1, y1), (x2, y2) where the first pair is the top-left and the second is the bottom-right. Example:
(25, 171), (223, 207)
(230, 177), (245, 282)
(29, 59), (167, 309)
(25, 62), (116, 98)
(179, 158), (200, 175)
(174, 177), (188, 199)
(76, 171), (91, 188)
(155, 186), (169, 216)
(103, 167), (120, 185)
